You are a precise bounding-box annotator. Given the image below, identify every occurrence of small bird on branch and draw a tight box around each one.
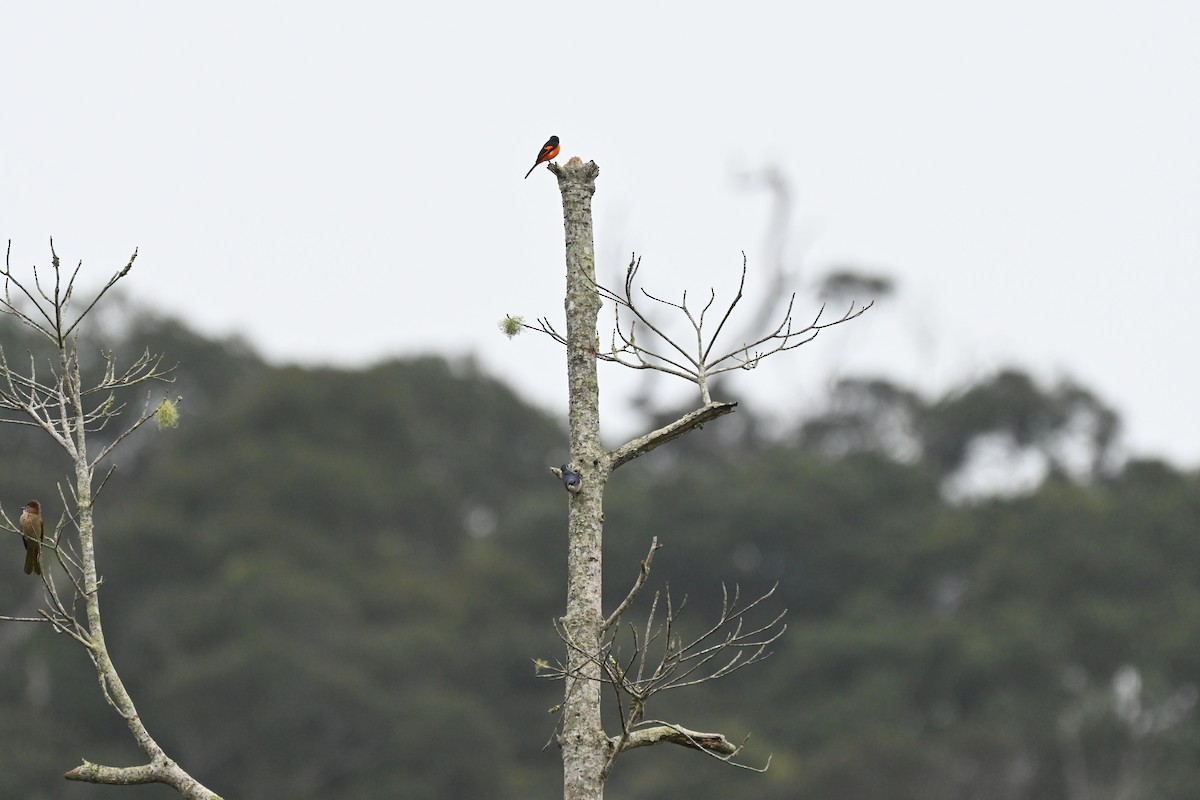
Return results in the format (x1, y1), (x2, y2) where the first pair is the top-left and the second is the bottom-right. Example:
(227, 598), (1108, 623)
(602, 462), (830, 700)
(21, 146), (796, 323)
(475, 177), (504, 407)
(19, 500), (44, 576)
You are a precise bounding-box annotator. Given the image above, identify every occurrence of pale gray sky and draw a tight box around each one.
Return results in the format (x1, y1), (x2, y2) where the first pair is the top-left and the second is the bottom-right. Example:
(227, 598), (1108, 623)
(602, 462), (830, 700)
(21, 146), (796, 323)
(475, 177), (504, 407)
(4, 2), (1198, 464)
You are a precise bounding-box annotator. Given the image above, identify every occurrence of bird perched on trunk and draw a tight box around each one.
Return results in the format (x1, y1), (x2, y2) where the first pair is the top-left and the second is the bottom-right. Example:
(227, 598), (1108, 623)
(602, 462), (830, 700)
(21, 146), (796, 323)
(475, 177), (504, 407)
(19, 500), (44, 576)
(550, 464), (582, 494)
(524, 135), (560, 179)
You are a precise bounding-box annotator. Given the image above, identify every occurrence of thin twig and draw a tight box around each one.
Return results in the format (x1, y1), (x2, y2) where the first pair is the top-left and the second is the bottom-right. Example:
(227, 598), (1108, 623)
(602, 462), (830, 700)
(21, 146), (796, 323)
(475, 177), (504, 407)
(602, 538), (661, 632)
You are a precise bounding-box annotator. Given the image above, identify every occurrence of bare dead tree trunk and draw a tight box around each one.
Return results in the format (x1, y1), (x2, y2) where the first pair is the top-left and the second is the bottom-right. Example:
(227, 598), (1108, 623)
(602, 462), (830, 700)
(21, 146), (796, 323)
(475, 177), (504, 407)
(527, 157), (870, 799)
(555, 160), (609, 800)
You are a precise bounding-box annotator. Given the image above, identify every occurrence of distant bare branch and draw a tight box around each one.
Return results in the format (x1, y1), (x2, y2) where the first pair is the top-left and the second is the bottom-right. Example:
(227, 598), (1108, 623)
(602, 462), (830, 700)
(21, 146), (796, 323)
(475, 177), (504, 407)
(519, 251), (871, 408)
(621, 721), (772, 771)
(620, 722), (737, 754)
(540, 574), (784, 773)
(608, 401), (738, 471)
(603, 538), (661, 632)
(600, 252), (870, 404)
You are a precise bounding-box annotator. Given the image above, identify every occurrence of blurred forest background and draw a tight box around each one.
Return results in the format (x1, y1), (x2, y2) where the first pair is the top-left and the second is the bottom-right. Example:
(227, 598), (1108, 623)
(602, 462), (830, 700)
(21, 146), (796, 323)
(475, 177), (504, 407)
(0, 301), (1197, 800)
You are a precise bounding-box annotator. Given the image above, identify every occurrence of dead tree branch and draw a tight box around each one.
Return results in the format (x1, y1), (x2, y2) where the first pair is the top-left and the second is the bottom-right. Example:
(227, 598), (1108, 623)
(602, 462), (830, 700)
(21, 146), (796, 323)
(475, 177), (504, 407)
(526, 252), (870, 406)
(0, 240), (217, 798)
(540, 567), (784, 774)
(607, 401), (738, 471)
(602, 538), (661, 633)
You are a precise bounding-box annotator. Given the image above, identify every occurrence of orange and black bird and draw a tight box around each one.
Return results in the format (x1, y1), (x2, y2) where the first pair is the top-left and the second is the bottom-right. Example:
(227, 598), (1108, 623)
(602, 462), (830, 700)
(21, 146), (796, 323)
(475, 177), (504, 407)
(19, 500), (44, 576)
(524, 135), (560, 179)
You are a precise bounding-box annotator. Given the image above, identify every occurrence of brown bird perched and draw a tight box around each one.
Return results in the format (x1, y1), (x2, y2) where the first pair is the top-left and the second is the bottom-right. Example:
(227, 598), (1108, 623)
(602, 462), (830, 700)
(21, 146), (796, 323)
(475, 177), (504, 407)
(20, 500), (44, 576)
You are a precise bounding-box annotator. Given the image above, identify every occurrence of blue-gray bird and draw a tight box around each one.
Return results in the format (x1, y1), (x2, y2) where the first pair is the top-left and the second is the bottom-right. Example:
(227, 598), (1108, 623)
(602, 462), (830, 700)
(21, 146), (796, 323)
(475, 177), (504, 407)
(557, 464), (582, 493)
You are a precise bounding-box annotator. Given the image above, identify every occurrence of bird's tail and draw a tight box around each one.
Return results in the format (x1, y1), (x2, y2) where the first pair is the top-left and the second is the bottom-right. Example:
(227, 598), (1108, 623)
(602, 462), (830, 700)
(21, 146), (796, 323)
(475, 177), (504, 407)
(524, 163), (538, 179)
(23, 541), (40, 576)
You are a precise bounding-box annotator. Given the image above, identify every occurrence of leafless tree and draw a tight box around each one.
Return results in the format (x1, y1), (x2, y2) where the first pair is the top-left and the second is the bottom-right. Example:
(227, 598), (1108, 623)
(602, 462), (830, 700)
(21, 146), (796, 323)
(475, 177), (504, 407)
(0, 240), (219, 799)
(508, 158), (872, 800)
